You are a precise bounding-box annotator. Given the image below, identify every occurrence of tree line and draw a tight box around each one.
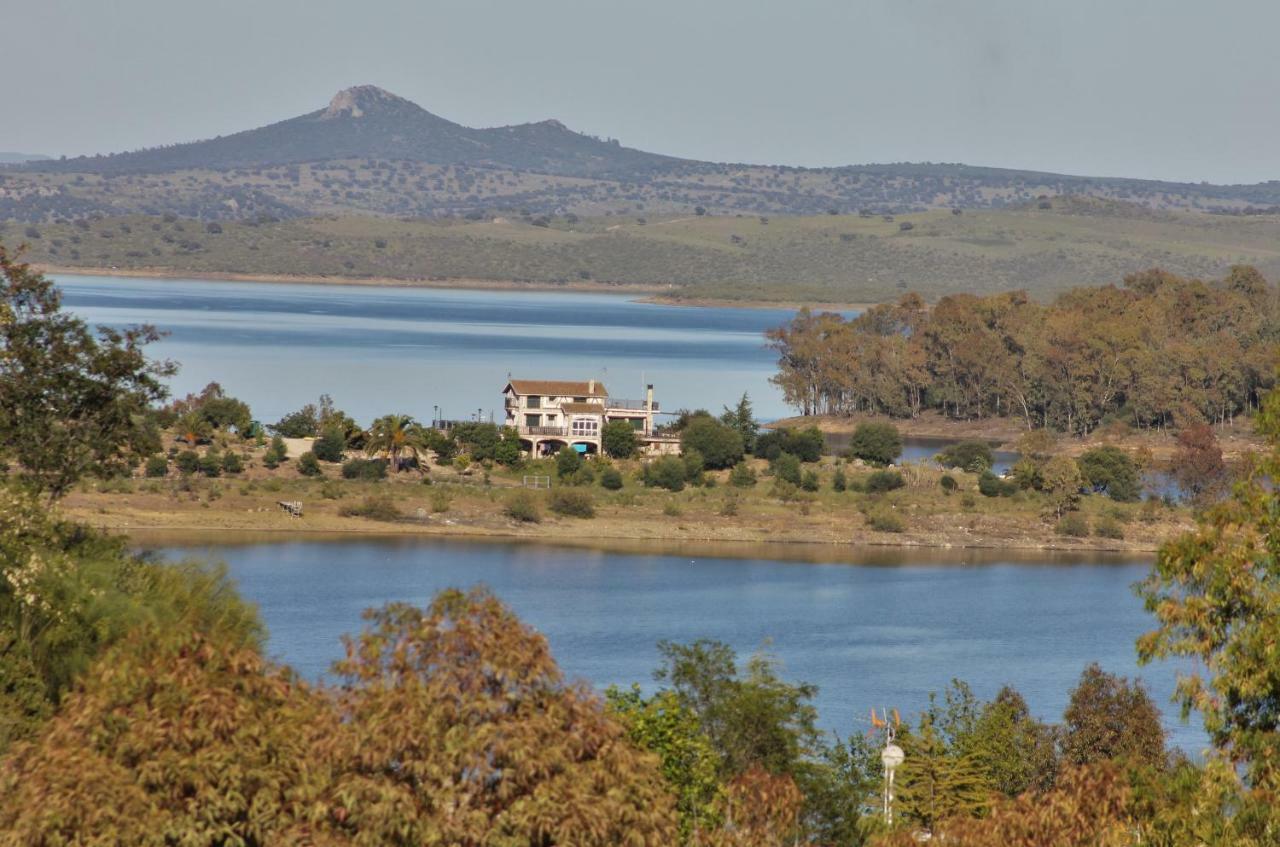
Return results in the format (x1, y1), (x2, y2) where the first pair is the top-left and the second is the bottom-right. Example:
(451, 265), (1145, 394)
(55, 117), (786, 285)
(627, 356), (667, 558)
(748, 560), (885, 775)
(768, 266), (1280, 435)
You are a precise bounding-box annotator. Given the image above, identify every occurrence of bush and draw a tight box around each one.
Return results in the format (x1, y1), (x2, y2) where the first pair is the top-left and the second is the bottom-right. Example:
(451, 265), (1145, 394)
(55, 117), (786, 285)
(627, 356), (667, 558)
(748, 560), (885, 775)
(847, 422), (903, 466)
(643, 456), (686, 491)
(682, 450), (705, 487)
(263, 435), (288, 469)
(1055, 513), (1090, 538)
(866, 506), (905, 533)
(602, 420), (638, 459)
(936, 440), (994, 472)
(832, 466), (847, 492)
(270, 407), (318, 438)
(570, 463), (597, 486)
(175, 449), (200, 475)
(939, 474), (958, 493)
(199, 452), (223, 478)
(729, 462), (757, 488)
(504, 491), (542, 523)
(221, 452), (244, 474)
(662, 500), (683, 517)
(144, 455), (169, 478)
(755, 427), (824, 462)
(1077, 446), (1142, 502)
(801, 470), (820, 492)
(340, 495), (402, 522)
(1093, 516), (1125, 540)
(550, 488), (596, 518)
(296, 452), (322, 477)
(679, 417), (744, 469)
(771, 452), (802, 485)
(429, 489), (451, 513)
(342, 458), (388, 480)
(555, 447), (583, 479)
(600, 466), (624, 490)
(978, 470), (1018, 497)
(865, 470), (905, 493)
(312, 428), (346, 462)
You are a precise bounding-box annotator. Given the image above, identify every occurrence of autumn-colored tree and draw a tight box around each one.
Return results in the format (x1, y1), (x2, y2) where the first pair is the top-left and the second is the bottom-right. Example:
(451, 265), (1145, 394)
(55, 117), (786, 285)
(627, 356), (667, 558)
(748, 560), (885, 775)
(1139, 383), (1280, 812)
(330, 588), (678, 845)
(1171, 421), (1228, 503)
(701, 766), (804, 847)
(875, 763), (1132, 847)
(1041, 455), (1084, 517)
(1060, 663), (1167, 770)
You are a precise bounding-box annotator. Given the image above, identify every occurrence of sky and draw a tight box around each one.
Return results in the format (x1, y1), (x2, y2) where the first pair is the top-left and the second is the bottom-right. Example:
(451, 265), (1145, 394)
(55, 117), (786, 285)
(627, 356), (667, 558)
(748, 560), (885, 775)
(6, 0), (1279, 184)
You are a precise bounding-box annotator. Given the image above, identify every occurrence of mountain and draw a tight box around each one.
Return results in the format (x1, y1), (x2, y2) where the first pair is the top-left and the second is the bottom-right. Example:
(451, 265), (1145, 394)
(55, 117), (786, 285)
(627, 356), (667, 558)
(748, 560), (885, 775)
(0, 152), (50, 164)
(21, 85), (681, 178)
(5, 85), (1280, 222)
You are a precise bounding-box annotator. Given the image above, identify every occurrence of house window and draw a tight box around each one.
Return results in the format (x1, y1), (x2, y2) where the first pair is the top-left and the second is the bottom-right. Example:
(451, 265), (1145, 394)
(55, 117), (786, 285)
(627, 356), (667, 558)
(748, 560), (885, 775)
(525, 414), (541, 428)
(528, 396), (542, 409)
(573, 397), (586, 403)
(571, 418), (599, 437)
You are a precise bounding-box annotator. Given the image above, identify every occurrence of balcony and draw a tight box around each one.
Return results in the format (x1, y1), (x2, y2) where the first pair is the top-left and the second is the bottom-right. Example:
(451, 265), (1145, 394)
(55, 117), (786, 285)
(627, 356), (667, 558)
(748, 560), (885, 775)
(521, 426), (568, 437)
(605, 398), (658, 412)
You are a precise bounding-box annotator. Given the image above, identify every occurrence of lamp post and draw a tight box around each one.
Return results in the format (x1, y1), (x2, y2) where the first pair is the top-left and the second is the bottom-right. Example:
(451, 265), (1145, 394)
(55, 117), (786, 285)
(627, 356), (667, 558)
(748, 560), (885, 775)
(881, 739), (904, 826)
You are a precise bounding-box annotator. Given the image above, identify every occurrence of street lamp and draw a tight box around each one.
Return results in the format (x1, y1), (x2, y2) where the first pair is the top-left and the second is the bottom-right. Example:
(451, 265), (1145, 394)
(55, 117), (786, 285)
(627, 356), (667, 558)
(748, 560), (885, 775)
(881, 741), (905, 826)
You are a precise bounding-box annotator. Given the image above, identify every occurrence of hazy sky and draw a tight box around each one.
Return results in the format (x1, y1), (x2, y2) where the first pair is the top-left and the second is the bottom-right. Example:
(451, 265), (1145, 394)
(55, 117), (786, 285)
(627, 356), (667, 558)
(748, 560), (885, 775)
(7, 0), (1279, 183)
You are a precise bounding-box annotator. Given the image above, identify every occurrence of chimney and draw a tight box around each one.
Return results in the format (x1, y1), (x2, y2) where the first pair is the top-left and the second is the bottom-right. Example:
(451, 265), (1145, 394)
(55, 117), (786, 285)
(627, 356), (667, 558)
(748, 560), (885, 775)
(646, 384), (654, 411)
(589, 379), (595, 394)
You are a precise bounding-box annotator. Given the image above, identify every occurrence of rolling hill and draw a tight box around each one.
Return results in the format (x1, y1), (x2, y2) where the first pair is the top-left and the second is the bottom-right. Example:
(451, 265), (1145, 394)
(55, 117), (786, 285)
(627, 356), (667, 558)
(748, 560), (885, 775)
(5, 85), (1280, 223)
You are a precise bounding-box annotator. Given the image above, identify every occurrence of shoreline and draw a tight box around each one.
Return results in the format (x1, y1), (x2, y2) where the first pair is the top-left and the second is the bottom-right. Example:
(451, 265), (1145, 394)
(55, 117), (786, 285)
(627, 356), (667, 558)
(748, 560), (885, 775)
(35, 263), (876, 311)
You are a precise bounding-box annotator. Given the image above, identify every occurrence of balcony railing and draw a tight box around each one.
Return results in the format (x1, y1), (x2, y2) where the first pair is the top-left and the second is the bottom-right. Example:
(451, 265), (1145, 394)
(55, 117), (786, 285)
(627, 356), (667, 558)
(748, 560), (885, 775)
(605, 398), (658, 411)
(521, 426), (568, 437)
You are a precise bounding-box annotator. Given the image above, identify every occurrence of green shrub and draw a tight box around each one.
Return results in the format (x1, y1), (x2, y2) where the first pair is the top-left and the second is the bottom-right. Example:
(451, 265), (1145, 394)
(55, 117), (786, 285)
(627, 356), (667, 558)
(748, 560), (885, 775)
(342, 458), (388, 480)
(771, 452), (802, 485)
(1077, 446), (1142, 502)
(175, 449), (200, 475)
(936, 440), (994, 472)
(662, 500), (683, 517)
(1009, 458), (1043, 490)
(729, 463), (758, 488)
(319, 480), (344, 500)
(570, 463), (596, 486)
(199, 451), (223, 478)
(866, 506), (906, 533)
(755, 426), (824, 462)
(602, 420), (638, 459)
(1093, 516), (1125, 540)
(679, 417), (745, 469)
(312, 428), (346, 462)
(144, 455), (169, 478)
(865, 470), (905, 493)
(978, 470), (1018, 497)
(429, 488), (452, 513)
(939, 474), (958, 493)
(1055, 512), (1090, 538)
(221, 452), (244, 474)
(600, 466), (624, 490)
(339, 495), (402, 522)
(832, 466), (847, 492)
(682, 450), (706, 487)
(643, 456), (686, 491)
(555, 447), (583, 479)
(296, 452), (322, 477)
(847, 422), (903, 467)
(550, 488), (596, 518)
(504, 491), (542, 523)
(801, 470), (820, 492)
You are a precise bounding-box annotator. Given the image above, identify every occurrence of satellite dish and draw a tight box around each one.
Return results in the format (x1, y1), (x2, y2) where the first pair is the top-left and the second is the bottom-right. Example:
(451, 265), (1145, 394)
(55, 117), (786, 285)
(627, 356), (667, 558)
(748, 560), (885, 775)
(881, 744), (905, 770)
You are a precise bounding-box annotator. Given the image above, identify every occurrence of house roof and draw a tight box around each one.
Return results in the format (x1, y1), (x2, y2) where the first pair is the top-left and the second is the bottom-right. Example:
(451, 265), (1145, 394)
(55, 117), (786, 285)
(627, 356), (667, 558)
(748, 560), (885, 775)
(561, 402), (606, 414)
(506, 379), (608, 398)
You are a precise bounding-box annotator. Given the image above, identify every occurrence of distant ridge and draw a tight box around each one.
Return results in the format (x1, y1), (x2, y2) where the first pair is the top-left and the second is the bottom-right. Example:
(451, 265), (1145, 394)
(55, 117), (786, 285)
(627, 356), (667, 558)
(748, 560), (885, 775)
(5, 85), (1280, 221)
(0, 152), (50, 164)
(22, 85), (681, 178)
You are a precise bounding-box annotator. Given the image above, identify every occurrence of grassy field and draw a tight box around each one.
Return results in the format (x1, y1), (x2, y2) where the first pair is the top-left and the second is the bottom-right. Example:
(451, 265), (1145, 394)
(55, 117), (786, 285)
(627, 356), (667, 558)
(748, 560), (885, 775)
(9, 197), (1280, 303)
(65, 433), (1192, 554)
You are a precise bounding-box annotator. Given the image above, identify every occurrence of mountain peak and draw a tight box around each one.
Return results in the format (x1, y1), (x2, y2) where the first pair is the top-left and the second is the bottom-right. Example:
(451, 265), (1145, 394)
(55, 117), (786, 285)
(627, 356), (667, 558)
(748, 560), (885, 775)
(322, 85), (407, 119)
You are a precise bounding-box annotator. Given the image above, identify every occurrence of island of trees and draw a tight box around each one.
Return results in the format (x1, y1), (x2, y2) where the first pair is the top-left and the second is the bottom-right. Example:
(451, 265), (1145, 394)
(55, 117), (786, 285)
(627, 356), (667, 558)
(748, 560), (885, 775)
(768, 266), (1278, 435)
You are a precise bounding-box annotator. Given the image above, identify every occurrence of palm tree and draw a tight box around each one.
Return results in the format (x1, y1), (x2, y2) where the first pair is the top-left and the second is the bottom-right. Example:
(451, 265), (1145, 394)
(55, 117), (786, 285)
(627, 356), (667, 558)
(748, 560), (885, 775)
(175, 410), (213, 445)
(365, 414), (427, 472)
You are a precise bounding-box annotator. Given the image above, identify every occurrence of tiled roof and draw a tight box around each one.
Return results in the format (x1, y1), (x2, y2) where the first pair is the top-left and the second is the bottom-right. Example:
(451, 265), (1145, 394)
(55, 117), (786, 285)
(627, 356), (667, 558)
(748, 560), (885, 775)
(560, 402), (606, 414)
(506, 380), (608, 397)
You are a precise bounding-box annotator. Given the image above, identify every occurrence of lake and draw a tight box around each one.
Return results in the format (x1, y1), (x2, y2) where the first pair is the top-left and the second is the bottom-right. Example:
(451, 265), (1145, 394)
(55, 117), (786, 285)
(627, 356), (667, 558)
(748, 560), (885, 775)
(55, 274), (810, 424)
(145, 535), (1203, 753)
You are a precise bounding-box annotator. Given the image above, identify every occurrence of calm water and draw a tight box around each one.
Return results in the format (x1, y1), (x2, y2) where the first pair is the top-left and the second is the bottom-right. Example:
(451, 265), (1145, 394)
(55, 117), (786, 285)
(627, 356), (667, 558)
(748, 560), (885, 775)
(147, 536), (1202, 753)
(56, 274), (806, 424)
